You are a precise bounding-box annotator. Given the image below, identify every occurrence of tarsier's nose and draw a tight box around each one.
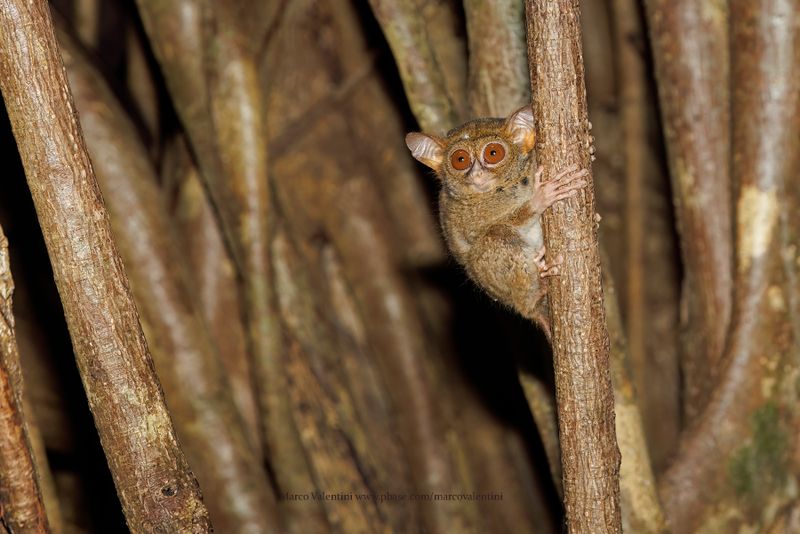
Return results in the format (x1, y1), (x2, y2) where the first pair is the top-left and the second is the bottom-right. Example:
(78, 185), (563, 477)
(467, 164), (496, 192)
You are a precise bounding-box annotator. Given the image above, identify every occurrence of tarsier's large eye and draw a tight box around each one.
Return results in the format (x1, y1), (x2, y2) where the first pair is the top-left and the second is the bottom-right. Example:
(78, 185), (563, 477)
(483, 143), (506, 165)
(450, 149), (472, 170)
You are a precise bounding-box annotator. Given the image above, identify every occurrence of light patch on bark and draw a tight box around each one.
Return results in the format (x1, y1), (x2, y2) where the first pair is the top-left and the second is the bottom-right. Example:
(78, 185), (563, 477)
(761, 376), (777, 399)
(701, 0), (727, 28)
(767, 286), (785, 312)
(737, 185), (779, 272)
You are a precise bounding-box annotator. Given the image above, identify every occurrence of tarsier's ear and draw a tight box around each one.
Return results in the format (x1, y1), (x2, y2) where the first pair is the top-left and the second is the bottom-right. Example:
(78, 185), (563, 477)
(405, 132), (445, 172)
(503, 105), (536, 152)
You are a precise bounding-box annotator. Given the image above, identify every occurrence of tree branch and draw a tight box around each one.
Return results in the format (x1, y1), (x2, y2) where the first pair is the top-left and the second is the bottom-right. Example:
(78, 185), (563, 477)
(0, 226), (51, 533)
(464, 0), (529, 117)
(612, 0), (680, 470)
(0, 1), (210, 531)
(136, 2), (326, 529)
(526, 1), (622, 531)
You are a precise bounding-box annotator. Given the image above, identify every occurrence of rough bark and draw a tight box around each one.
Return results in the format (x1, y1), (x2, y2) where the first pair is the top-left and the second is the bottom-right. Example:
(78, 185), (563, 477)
(644, 0), (733, 421)
(659, 2), (800, 531)
(58, 28), (280, 534)
(0, 227), (51, 533)
(526, 1), (622, 532)
(0, 1), (210, 531)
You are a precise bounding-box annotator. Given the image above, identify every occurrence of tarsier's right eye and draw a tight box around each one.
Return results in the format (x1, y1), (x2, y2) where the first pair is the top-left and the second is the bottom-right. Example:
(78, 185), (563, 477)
(450, 149), (471, 171)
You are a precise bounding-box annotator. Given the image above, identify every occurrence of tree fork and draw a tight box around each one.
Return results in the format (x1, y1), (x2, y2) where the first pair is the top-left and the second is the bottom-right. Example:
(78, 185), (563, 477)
(525, 1), (622, 532)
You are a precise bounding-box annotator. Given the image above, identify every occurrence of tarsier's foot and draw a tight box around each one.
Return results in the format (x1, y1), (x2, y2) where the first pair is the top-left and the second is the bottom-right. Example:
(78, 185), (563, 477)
(533, 247), (563, 278)
(530, 164), (590, 214)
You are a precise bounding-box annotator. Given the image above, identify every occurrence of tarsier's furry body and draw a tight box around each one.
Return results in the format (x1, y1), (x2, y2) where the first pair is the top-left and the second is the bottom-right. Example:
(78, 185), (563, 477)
(406, 106), (588, 320)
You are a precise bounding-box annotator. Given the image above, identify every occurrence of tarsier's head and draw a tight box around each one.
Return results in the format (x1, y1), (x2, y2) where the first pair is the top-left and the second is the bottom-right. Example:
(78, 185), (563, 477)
(405, 105), (536, 199)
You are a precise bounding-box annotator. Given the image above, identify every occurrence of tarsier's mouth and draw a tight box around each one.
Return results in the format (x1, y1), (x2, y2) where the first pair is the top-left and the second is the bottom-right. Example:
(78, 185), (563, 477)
(466, 167), (496, 192)
(469, 180), (496, 193)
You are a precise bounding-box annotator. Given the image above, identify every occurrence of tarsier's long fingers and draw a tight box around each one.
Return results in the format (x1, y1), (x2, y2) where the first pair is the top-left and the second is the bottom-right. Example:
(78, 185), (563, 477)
(551, 188), (582, 203)
(552, 167), (588, 187)
(551, 163), (579, 183)
(548, 168), (589, 201)
(530, 166), (590, 214)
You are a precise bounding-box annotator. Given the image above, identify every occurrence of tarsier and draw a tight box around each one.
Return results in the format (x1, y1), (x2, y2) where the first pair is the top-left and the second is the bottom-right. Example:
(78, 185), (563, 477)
(405, 105), (589, 321)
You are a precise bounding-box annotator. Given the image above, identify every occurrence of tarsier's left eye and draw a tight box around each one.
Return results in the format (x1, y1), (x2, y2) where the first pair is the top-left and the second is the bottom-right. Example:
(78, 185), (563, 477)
(450, 149), (472, 171)
(483, 143), (506, 165)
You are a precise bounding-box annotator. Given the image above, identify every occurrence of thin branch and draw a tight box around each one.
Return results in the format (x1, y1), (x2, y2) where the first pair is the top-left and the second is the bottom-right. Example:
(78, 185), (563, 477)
(602, 259), (667, 533)
(0, 1), (210, 531)
(0, 226), (51, 533)
(525, 1), (622, 531)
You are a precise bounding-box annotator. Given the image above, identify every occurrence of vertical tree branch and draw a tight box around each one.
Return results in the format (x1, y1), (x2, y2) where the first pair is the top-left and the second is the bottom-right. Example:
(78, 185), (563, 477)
(644, 0), (732, 421)
(526, 1), (622, 532)
(20, 397), (62, 534)
(0, 226), (51, 534)
(0, 2), (210, 531)
(611, 0), (680, 470)
(601, 259), (666, 533)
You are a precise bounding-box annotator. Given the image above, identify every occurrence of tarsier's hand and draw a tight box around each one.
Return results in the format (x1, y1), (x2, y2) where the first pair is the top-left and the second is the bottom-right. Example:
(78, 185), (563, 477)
(529, 164), (589, 215)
